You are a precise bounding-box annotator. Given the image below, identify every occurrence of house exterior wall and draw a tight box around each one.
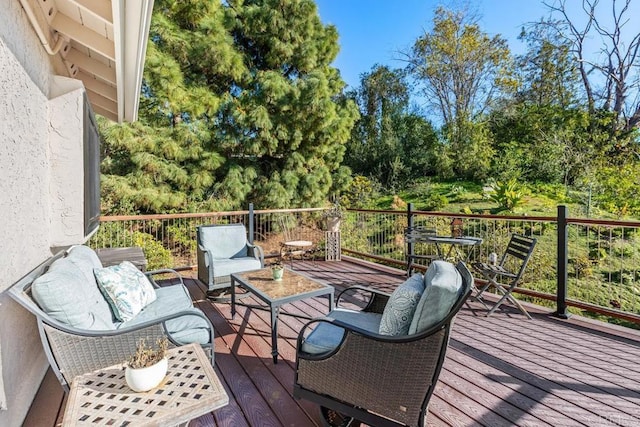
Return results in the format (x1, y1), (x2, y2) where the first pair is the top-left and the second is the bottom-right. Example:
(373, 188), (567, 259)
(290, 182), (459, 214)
(0, 3), (91, 425)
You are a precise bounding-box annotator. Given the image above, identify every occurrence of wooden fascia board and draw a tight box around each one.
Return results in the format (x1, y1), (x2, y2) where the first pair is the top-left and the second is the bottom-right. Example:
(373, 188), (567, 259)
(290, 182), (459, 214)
(113, 0), (155, 122)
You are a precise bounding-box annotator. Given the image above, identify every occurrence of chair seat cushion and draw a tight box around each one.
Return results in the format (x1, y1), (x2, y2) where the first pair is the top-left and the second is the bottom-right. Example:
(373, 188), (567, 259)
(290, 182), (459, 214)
(409, 260), (463, 335)
(301, 308), (382, 354)
(211, 257), (262, 278)
(120, 285), (210, 344)
(379, 273), (424, 336)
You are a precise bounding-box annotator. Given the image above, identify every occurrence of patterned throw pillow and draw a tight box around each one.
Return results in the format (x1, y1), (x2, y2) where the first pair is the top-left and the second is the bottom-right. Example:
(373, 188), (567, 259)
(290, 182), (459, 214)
(379, 273), (425, 336)
(94, 261), (157, 322)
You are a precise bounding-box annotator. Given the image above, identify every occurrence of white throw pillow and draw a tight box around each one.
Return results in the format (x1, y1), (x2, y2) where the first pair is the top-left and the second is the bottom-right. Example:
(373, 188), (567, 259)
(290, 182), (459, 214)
(94, 261), (157, 322)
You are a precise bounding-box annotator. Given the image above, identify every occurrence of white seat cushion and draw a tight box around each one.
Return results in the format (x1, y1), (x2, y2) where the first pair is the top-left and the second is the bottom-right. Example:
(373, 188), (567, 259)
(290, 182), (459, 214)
(301, 308), (383, 354)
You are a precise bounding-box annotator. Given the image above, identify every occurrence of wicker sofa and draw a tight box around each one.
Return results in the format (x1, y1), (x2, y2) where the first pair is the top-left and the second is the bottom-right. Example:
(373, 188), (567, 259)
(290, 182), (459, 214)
(294, 260), (473, 427)
(8, 245), (214, 391)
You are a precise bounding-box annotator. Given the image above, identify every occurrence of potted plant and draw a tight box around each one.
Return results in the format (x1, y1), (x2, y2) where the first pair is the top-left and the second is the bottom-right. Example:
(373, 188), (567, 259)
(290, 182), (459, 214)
(322, 199), (344, 232)
(125, 337), (169, 392)
(271, 260), (285, 281)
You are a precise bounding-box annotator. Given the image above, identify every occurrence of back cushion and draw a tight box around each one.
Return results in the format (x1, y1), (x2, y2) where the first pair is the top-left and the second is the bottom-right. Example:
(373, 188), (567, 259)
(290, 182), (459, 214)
(32, 257), (115, 330)
(379, 273), (425, 336)
(408, 261), (463, 335)
(199, 225), (248, 259)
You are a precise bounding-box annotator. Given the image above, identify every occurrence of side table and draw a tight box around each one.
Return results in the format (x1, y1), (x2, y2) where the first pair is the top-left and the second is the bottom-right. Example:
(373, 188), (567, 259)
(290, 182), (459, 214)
(62, 343), (228, 426)
(95, 246), (148, 271)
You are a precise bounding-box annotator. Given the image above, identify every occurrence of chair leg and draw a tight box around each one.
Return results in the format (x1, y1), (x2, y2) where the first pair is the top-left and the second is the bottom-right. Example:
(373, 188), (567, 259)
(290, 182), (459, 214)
(486, 283), (532, 320)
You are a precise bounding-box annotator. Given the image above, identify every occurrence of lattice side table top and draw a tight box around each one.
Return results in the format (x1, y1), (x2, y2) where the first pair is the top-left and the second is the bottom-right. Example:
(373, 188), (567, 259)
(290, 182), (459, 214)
(62, 343), (228, 426)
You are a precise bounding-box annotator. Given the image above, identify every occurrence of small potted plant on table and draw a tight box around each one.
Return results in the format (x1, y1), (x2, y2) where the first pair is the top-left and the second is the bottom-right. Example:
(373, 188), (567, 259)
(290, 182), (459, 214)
(271, 260), (285, 281)
(125, 337), (169, 392)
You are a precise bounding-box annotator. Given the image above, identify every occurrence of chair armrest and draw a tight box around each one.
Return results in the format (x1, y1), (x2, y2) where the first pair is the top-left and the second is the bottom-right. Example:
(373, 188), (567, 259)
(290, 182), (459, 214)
(247, 243), (265, 267)
(145, 268), (184, 287)
(336, 285), (391, 314)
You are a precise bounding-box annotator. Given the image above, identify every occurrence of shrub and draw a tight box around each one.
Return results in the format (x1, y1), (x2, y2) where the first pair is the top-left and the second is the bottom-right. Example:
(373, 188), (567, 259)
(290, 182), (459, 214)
(132, 232), (173, 270)
(489, 179), (524, 212)
(425, 194), (449, 211)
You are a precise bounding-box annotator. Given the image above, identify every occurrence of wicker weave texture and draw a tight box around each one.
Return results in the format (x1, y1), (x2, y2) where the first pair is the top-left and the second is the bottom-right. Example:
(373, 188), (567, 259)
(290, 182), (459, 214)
(298, 329), (446, 426)
(44, 322), (173, 386)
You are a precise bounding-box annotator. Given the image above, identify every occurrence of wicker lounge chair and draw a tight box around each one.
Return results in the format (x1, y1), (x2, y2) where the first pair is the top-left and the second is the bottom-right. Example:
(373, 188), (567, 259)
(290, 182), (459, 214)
(294, 260), (473, 427)
(8, 246), (214, 391)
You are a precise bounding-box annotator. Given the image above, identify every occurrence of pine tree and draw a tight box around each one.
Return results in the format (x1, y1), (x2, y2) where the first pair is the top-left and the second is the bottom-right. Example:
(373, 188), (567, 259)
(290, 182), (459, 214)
(100, 0), (357, 214)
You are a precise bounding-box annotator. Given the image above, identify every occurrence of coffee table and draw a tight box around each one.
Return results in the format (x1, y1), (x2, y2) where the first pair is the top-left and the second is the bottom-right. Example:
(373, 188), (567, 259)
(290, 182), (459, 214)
(230, 268), (335, 363)
(61, 343), (228, 426)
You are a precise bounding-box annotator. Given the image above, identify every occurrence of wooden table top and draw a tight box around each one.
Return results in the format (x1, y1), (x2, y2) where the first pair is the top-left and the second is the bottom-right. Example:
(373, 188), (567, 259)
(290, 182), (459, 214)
(62, 343), (228, 426)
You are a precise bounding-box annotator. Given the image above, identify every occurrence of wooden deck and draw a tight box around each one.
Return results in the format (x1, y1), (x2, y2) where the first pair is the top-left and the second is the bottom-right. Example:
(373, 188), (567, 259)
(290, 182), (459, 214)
(24, 258), (640, 427)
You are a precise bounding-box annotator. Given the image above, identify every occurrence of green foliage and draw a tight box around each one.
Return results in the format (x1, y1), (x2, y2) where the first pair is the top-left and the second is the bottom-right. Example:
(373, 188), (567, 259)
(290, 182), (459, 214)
(489, 179), (524, 212)
(131, 232), (174, 270)
(344, 65), (439, 190)
(425, 194), (448, 211)
(341, 175), (379, 208)
(100, 0), (358, 214)
(594, 162), (640, 218)
(407, 6), (515, 154)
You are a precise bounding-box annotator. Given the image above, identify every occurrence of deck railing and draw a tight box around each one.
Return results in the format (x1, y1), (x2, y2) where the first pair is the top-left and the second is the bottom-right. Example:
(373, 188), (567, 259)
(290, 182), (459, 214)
(88, 205), (640, 326)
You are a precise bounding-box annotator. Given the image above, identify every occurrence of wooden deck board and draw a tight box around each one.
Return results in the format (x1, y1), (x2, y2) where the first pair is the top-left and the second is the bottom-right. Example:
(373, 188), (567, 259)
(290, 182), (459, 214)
(25, 258), (640, 427)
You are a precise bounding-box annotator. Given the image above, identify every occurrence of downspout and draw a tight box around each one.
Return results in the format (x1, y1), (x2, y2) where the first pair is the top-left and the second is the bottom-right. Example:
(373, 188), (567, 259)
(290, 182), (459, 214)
(19, 0), (65, 55)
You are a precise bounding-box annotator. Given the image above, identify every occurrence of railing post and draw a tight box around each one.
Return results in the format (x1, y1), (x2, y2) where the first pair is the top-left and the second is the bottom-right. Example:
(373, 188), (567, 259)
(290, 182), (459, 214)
(406, 203), (415, 276)
(556, 205), (570, 319)
(248, 203), (254, 244)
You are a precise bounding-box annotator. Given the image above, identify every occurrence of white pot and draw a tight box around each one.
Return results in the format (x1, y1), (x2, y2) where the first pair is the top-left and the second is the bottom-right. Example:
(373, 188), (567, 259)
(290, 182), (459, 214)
(125, 357), (168, 392)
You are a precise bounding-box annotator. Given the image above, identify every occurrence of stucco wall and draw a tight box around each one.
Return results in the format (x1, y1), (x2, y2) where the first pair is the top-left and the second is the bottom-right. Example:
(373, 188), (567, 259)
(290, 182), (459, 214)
(0, 36), (52, 426)
(0, 4), (83, 425)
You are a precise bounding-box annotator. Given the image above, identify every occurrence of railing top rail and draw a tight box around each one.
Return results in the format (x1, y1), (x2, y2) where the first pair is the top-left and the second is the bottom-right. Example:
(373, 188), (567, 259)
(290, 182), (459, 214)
(101, 207), (326, 222)
(346, 208), (556, 222)
(566, 217), (640, 228)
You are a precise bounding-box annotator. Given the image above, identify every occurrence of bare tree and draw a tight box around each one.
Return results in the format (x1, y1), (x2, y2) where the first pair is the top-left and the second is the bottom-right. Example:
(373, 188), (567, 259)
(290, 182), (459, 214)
(544, 0), (640, 132)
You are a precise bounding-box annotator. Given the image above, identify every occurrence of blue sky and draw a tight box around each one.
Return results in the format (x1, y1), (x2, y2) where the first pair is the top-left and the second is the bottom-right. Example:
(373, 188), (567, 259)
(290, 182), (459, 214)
(314, 0), (550, 90)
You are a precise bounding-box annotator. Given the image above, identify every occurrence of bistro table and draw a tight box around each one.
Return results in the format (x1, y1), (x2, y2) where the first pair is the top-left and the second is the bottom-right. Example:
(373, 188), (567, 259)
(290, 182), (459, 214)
(61, 343), (228, 427)
(231, 268), (335, 363)
(425, 235), (483, 261)
(406, 229), (483, 274)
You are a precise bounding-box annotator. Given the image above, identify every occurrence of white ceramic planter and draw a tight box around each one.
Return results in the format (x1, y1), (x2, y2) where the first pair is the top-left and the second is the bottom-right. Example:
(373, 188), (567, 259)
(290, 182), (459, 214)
(125, 357), (168, 392)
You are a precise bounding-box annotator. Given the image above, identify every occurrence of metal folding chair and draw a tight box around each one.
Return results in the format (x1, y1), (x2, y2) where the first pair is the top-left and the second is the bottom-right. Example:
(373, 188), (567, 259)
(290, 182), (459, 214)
(472, 234), (537, 319)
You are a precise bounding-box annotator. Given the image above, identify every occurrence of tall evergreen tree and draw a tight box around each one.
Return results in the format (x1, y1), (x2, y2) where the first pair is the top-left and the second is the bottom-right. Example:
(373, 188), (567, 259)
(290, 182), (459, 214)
(100, 0), (357, 214)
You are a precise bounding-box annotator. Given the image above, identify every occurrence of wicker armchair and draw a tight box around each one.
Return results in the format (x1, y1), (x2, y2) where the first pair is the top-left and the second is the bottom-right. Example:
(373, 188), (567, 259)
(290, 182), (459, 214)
(8, 248), (214, 391)
(294, 261), (473, 427)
